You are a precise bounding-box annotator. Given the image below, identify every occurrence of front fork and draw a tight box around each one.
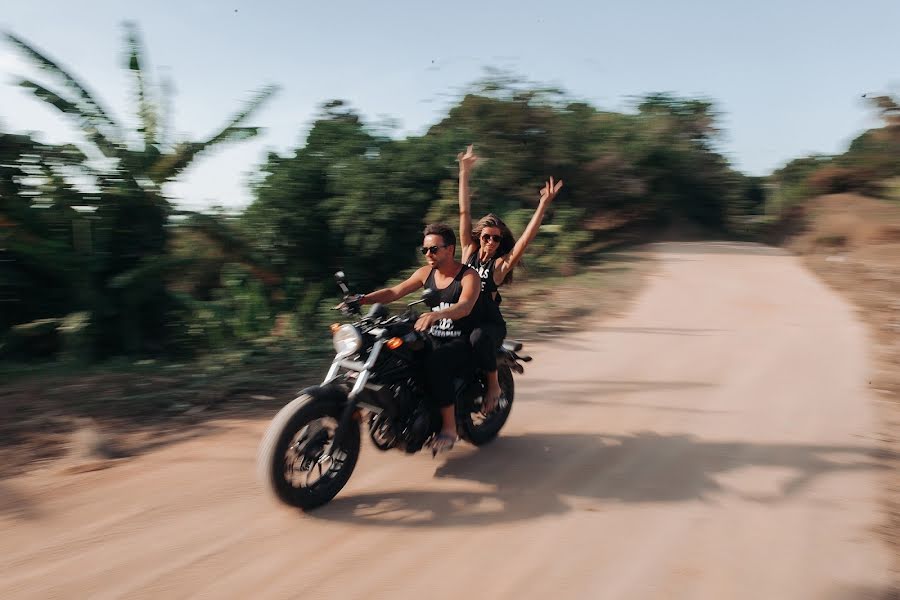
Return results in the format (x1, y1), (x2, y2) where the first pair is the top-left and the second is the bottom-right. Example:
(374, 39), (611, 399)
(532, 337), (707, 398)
(320, 340), (385, 460)
(326, 402), (359, 461)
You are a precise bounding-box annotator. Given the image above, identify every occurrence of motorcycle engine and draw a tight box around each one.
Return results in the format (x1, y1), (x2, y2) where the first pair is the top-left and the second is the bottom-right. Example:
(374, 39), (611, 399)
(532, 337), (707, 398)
(368, 413), (397, 451)
(366, 383), (433, 454)
(401, 405), (432, 453)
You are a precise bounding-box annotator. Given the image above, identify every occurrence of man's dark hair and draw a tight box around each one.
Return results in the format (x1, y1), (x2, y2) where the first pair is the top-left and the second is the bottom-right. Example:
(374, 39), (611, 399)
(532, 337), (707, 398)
(423, 223), (456, 248)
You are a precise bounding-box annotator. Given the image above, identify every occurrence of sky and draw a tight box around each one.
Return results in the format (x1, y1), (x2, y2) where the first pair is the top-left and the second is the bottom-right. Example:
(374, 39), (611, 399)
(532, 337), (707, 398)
(1, 0), (898, 212)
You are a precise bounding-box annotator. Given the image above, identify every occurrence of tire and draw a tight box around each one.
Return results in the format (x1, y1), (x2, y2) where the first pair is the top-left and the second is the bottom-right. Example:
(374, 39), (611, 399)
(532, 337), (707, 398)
(257, 393), (360, 510)
(457, 363), (515, 446)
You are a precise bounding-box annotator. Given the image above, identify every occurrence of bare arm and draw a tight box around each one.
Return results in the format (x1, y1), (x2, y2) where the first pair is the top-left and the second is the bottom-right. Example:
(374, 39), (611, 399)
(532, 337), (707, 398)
(494, 176), (563, 284)
(361, 265), (429, 305)
(457, 145), (478, 262)
(437, 269), (480, 320)
(414, 269), (481, 331)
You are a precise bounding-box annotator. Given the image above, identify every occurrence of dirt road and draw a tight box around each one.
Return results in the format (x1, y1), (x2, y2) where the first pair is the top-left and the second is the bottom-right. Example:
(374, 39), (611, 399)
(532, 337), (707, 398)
(1, 242), (893, 599)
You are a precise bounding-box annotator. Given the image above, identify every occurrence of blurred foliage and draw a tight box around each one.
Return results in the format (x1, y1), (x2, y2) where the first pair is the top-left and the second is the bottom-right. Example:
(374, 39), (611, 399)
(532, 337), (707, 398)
(766, 93), (900, 214)
(244, 84), (758, 321)
(1, 24), (275, 359)
(4, 26), (845, 365)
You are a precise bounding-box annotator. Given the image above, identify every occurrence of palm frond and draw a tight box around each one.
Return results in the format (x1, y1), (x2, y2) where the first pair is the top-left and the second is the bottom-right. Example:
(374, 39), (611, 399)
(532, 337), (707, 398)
(207, 84), (278, 145)
(4, 31), (121, 137)
(178, 211), (281, 285)
(123, 22), (158, 148)
(109, 255), (196, 290)
(149, 84), (276, 182)
(147, 83), (276, 183)
(158, 70), (174, 150)
(17, 79), (120, 158)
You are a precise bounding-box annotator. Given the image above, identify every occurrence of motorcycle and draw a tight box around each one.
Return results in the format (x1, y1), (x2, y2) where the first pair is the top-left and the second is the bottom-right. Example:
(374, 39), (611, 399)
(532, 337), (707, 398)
(257, 270), (531, 510)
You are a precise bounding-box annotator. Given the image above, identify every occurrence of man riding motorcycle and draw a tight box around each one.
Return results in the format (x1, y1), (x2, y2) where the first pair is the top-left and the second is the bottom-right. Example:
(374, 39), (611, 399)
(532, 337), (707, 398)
(353, 223), (480, 455)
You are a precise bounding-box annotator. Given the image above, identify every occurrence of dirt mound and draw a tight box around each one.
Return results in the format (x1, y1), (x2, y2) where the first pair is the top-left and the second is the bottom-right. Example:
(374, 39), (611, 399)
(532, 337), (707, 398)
(784, 192), (900, 583)
(790, 193), (900, 252)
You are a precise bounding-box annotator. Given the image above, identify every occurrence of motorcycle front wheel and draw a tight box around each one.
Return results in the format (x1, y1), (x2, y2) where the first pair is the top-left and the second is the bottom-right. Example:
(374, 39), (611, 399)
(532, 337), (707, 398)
(257, 394), (360, 510)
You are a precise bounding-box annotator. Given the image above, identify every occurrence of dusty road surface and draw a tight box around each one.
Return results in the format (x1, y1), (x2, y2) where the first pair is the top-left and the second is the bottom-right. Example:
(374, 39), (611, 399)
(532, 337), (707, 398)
(1, 241), (893, 599)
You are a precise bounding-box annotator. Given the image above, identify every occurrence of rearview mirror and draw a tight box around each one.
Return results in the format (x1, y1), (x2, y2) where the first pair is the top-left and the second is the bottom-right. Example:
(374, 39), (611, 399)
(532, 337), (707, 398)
(334, 270), (350, 295)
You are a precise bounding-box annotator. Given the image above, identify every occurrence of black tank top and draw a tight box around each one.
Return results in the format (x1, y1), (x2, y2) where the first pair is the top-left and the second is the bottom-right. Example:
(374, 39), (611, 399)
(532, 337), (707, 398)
(466, 253), (505, 325)
(424, 265), (477, 339)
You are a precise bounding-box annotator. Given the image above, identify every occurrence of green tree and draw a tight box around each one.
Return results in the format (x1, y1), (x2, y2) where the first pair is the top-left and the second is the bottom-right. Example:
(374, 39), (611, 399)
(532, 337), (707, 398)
(2, 24), (276, 356)
(243, 101), (454, 327)
(0, 128), (89, 335)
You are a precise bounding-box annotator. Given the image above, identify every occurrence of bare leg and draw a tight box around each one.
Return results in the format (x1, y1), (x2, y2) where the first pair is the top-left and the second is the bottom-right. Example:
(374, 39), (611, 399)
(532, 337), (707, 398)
(433, 405), (458, 455)
(483, 369), (502, 414)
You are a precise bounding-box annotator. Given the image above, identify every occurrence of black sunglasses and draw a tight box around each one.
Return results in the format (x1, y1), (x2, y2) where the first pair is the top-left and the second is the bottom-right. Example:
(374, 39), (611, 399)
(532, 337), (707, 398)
(420, 245), (448, 255)
(481, 234), (502, 244)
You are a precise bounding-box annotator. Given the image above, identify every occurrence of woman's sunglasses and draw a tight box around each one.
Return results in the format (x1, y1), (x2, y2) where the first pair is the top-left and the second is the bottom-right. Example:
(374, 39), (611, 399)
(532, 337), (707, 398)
(420, 245), (447, 255)
(481, 234), (502, 244)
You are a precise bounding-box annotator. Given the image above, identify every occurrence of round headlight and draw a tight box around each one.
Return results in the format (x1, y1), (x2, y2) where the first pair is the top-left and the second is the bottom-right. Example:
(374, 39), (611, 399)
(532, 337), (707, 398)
(332, 324), (362, 357)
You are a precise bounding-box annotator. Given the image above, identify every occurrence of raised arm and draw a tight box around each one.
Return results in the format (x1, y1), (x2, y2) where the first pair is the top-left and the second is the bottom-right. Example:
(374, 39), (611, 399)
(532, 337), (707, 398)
(494, 176), (563, 284)
(361, 265), (430, 305)
(457, 145), (479, 262)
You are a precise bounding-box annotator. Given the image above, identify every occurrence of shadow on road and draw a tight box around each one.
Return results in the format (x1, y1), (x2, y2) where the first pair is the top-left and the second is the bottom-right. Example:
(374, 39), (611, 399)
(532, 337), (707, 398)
(311, 431), (893, 528)
(519, 378), (725, 412)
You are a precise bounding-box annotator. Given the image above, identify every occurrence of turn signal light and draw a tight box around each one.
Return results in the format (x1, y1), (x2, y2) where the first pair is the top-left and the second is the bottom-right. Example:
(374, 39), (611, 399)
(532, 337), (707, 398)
(386, 337), (404, 350)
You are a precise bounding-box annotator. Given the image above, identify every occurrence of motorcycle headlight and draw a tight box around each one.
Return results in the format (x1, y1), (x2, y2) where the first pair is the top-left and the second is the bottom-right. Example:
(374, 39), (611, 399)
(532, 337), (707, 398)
(332, 324), (362, 357)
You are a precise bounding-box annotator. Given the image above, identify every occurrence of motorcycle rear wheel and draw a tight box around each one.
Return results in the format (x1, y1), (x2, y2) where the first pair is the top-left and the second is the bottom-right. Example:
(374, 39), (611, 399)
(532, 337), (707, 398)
(457, 364), (515, 446)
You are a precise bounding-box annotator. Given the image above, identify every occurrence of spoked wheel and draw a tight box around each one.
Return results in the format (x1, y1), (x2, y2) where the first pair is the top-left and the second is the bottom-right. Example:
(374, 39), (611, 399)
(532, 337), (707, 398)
(457, 364), (515, 446)
(257, 395), (360, 510)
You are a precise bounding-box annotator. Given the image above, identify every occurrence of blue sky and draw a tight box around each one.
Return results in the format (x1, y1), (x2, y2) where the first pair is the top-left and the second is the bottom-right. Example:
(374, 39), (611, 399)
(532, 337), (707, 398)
(2, 0), (897, 211)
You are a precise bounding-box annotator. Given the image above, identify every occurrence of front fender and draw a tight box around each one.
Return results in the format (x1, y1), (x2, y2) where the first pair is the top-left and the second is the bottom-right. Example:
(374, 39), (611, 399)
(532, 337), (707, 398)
(296, 383), (350, 408)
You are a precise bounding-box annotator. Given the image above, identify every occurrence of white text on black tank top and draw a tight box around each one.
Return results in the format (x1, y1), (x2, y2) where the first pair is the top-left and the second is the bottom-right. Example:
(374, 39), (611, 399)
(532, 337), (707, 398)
(428, 302), (461, 338)
(476, 263), (490, 291)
